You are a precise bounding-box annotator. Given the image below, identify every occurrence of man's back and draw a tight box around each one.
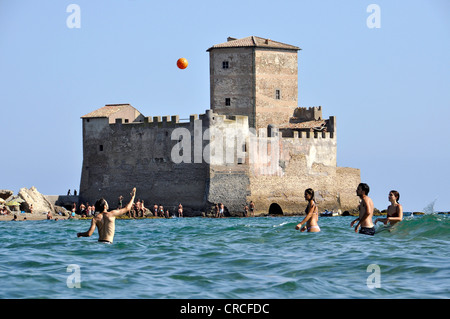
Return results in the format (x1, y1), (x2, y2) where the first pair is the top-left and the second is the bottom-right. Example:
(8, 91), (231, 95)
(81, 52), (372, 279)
(77, 188), (136, 243)
(94, 213), (116, 243)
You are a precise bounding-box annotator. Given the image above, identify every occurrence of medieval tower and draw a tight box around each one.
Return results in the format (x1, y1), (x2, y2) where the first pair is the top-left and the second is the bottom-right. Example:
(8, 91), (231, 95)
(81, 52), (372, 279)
(79, 36), (360, 215)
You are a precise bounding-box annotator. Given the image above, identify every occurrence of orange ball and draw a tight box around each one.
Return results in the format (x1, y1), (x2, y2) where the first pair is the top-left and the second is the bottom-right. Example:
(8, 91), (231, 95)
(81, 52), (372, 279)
(177, 58), (188, 69)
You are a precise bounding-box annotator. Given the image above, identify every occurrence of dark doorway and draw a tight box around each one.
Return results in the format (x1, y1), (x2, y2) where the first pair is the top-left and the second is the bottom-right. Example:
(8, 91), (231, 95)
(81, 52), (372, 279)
(269, 203), (283, 215)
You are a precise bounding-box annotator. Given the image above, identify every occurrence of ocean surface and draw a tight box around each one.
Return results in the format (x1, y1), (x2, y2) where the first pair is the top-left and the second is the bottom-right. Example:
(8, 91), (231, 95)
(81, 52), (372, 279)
(0, 214), (448, 299)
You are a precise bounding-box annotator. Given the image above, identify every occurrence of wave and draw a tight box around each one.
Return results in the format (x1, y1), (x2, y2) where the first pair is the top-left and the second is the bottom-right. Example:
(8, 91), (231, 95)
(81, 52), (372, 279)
(376, 214), (450, 239)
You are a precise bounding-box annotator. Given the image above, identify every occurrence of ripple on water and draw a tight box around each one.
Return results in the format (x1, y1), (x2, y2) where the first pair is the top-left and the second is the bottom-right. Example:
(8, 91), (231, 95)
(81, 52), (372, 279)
(0, 215), (448, 298)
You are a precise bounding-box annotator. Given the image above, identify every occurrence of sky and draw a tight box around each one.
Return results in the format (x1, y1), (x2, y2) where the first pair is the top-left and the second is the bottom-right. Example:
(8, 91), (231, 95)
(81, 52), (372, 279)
(1, 0), (449, 212)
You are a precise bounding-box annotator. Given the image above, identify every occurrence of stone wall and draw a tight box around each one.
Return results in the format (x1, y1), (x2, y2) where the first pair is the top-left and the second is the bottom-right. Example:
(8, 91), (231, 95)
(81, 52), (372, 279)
(210, 48), (299, 130)
(254, 49), (298, 130)
(79, 114), (210, 211)
(205, 113), (251, 213)
(209, 48), (255, 127)
(246, 126), (360, 214)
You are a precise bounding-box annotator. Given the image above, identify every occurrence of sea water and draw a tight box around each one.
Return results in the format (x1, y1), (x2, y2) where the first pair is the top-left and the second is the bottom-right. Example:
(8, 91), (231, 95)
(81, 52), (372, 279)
(0, 214), (448, 299)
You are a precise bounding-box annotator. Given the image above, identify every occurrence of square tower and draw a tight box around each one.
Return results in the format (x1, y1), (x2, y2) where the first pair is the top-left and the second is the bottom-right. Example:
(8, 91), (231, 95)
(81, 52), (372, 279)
(207, 36), (300, 130)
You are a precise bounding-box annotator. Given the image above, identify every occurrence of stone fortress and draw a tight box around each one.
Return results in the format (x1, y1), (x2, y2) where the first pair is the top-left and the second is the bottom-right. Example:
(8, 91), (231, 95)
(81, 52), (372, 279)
(79, 36), (360, 216)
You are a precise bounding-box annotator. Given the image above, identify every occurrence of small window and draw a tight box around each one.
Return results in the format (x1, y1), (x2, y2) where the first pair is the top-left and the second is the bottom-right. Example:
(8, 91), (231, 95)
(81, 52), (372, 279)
(223, 61), (229, 69)
(124, 119), (129, 123)
(99, 145), (103, 152)
(225, 98), (231, 106)
(275, 90), (281, 100)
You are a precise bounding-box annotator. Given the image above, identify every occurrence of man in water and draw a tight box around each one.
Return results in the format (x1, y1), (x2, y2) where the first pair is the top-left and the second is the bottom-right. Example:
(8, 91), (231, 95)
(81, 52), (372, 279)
(77, 187), (136, 243)
(350, 183), (375, 236)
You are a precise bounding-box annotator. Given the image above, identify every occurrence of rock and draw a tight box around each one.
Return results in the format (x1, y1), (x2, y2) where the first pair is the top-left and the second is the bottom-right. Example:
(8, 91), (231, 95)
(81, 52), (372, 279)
(0, 190), (14, 200)
(54, 205), (70, 216)
(18, 186), (55, 214)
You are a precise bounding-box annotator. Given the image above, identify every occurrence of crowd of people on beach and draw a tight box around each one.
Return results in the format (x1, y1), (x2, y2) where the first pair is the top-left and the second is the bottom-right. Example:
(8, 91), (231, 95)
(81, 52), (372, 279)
(71, 198), (185, 219)
(71, 196), (259, 219)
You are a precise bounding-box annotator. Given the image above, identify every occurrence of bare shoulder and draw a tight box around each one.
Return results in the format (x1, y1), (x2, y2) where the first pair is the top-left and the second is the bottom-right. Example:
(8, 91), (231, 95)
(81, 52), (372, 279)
(364, 196), (373, 206)
(106, 210), (118, 219)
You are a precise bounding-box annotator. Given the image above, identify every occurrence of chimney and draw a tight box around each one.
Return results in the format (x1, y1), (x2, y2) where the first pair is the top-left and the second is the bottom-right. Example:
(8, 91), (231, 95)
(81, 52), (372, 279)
(227, 37), (237, 42)
(265, 38), (270, 44)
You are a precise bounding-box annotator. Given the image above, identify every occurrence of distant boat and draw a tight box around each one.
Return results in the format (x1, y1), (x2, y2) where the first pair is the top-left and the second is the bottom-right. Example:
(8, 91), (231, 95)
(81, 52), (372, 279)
(320, 210), (341, 217)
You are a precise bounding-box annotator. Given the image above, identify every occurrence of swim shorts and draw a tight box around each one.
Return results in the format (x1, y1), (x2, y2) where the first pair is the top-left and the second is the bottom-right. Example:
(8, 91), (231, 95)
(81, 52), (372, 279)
(359, 226), (375, 236)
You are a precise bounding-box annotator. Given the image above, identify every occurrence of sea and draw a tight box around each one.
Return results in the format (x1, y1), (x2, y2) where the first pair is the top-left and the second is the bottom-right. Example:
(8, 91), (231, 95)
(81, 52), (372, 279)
(0, 214), (448, 300)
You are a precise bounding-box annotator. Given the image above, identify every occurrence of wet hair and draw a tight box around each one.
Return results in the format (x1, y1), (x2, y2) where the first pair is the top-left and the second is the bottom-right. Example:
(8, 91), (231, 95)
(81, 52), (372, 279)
(358, 183), (370, 195)
(304, 188), (315, 201)
(390, 190), (400, 202)
(95, 198), (108, 212)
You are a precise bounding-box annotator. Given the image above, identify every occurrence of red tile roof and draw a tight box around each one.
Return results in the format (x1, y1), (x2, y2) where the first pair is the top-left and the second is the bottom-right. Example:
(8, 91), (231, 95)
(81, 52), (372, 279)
(81, 104), (135, 118)
(207, 36), (300, 51)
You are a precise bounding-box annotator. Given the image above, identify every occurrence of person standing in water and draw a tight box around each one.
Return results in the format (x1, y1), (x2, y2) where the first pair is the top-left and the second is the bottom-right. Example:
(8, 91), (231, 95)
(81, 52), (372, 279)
(295, 188), (320, 232)
(375, 190), (403, 226)
(178, 203), (183, 217)
(77, 187), (136, 243)
(350, 183), (375, 235)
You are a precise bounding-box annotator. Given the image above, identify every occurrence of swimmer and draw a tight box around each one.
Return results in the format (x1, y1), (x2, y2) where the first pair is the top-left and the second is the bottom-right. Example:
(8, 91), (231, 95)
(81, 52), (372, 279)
(375, 190), (403, 226)
(350, 183), (375, 236)
(77, 187), (136, 244)
(295, 188), (320, 232)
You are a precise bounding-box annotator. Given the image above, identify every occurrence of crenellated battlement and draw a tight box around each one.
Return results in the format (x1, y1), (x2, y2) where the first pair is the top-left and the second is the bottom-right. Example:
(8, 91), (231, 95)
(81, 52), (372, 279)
(109, 109), (249, 129)
(291, 106), (323, 122)
(270, 126), (335, 140)
(284, 130), (334, 139)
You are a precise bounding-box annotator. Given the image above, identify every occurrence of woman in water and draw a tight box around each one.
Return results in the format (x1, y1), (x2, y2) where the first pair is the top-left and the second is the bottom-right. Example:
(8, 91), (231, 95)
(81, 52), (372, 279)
(375, 190), (403, 226)
(296, 188), (320, 232)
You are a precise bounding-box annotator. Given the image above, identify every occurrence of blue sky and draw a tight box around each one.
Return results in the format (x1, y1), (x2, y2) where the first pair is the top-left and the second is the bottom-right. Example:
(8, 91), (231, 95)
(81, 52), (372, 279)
(1, 0), (449, 212)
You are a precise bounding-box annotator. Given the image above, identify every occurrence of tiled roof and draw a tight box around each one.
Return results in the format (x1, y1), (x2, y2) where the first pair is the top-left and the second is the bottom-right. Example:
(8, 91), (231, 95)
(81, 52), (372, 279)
(207, 36), (301, 51)
(81, 104), (134, 118)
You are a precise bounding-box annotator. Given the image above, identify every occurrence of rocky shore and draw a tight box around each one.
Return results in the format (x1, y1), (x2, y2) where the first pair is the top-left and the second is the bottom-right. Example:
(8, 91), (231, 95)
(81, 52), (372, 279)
(0, 187), (71, 221)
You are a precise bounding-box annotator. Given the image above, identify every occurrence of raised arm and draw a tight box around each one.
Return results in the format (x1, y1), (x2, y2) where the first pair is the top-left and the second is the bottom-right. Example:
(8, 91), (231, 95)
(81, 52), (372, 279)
(77, 218), (96, 238)
(111, 188), (136, 217)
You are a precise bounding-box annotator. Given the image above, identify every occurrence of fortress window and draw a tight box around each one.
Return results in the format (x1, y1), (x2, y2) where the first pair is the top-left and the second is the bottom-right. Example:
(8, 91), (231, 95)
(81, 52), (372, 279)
(275, 89), (281, 100)
(99, 145), (103, 152)
(222, 61), (229, 69)
(225, 98), (231, 106)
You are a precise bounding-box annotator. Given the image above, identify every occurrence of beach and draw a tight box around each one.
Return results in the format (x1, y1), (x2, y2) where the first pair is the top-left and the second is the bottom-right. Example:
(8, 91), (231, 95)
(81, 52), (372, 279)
(0, 212), (70, 221)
